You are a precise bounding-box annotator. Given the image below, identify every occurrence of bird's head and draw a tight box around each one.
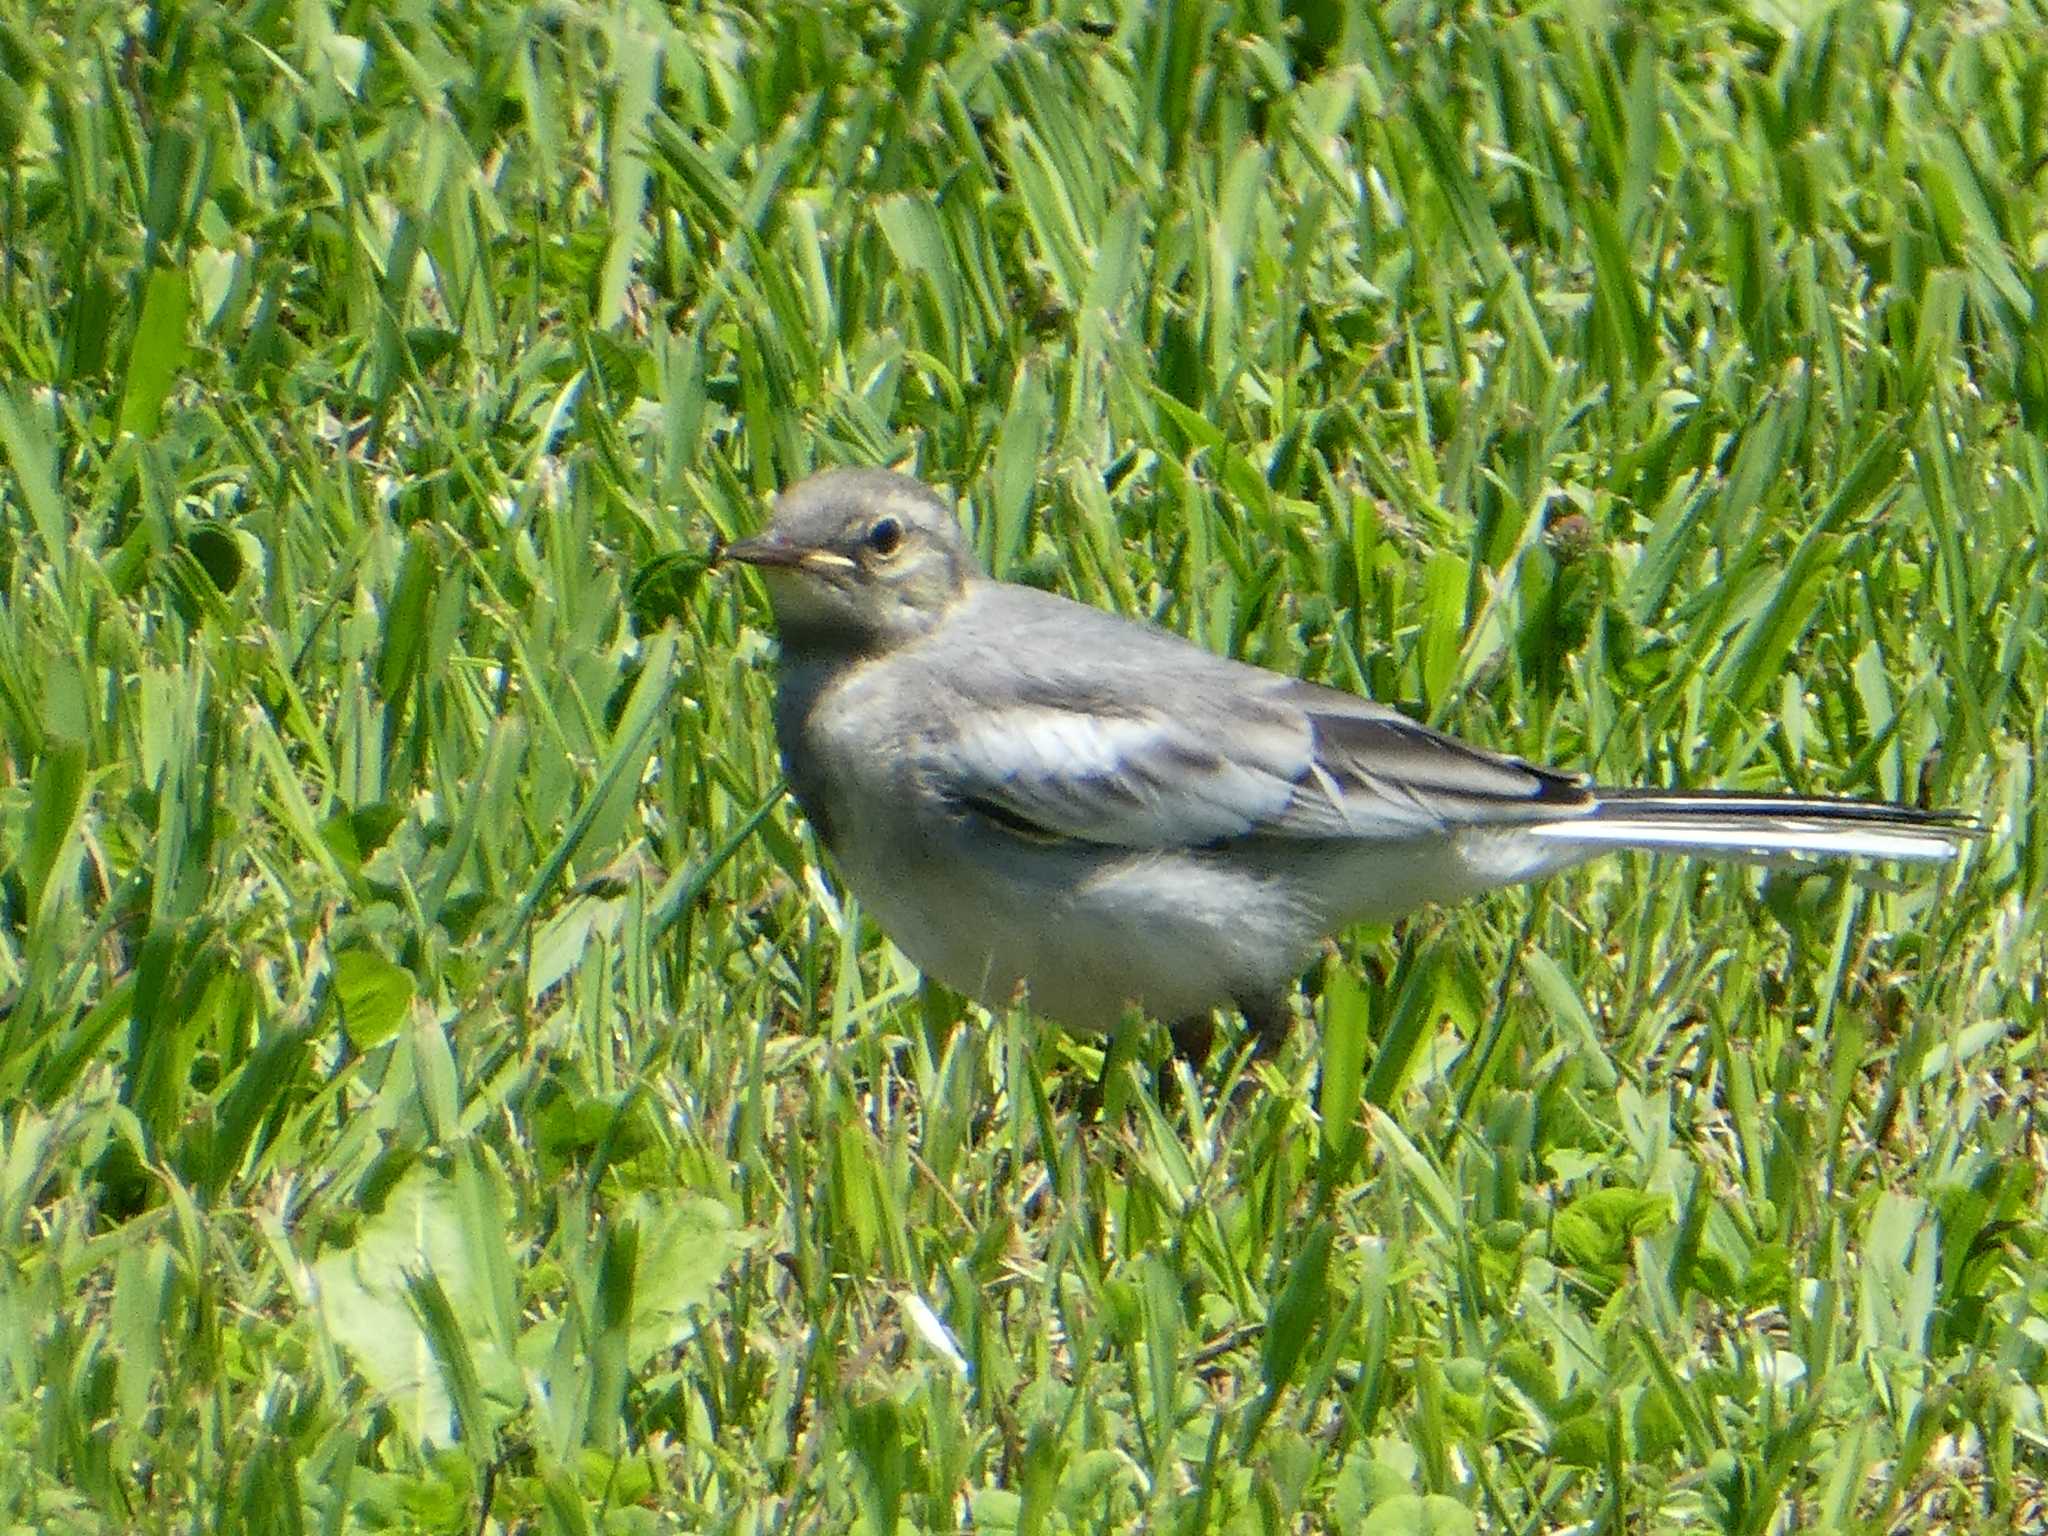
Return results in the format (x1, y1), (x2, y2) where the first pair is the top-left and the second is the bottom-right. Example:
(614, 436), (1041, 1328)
(719, 469), (977, 652)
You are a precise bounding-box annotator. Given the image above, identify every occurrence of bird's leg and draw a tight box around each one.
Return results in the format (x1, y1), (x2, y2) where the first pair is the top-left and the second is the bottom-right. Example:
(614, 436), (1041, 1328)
(1079, 1006), (1279, 1121)
(1239, 995), (1293, 1060)
(1072, 1013), (1149, 1122)
(1169, 1013), (1218, 1066)
(1150, 1014), (1227, 1115)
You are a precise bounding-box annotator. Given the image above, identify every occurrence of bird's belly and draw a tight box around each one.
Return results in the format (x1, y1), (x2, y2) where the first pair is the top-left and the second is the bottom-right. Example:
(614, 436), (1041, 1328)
(823, 817), (1312, 1033)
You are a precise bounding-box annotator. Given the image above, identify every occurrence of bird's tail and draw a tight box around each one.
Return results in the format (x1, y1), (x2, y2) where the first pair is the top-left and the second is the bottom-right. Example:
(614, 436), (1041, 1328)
(1526, 787), (1978, 865)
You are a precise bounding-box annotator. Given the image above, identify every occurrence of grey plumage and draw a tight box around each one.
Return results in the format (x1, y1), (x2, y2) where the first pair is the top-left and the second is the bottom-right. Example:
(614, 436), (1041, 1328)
(722, 469), (1973, 1043)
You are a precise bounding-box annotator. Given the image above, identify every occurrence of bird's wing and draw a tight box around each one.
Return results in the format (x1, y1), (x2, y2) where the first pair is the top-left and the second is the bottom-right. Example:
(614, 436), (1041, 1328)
(1277, 681), (1593, 837)
(933, 664), (1591, 849)
(935, 684), (1308, 846)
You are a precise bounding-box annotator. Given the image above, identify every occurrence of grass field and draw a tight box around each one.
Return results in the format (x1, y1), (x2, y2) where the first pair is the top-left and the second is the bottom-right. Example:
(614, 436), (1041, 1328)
(2, 1), (2046, 1531)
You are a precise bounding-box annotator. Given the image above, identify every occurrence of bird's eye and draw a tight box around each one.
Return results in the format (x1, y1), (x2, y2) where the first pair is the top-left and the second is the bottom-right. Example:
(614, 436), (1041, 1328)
(864, 517), (905, 557)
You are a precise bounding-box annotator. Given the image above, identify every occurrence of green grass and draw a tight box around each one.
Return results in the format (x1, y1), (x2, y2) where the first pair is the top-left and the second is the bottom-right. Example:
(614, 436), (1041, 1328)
(1, 1), (2044, 1531)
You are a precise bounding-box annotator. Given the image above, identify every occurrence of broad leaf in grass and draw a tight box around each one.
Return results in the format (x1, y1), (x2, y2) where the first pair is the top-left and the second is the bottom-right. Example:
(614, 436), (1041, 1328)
(1359, 1493), (1477, 1536)
(517, 1191), (749, 1390)
(332, 946), (415, 1050)
(616, 1191), (748, 1361)
(313, 1161), (525, 1450)
(1554, 1187), (1676, 1278)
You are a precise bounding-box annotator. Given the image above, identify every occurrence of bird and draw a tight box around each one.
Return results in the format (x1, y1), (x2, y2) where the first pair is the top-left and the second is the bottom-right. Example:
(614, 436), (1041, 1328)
(718, 467), (1974, 1057)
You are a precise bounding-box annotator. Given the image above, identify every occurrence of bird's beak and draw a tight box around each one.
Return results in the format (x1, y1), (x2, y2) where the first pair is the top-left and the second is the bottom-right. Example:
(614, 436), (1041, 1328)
(717, 533), (803, 568)
(718, 535), (856, 574)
